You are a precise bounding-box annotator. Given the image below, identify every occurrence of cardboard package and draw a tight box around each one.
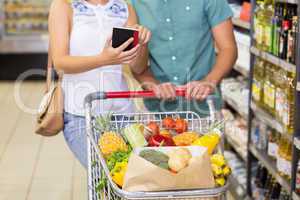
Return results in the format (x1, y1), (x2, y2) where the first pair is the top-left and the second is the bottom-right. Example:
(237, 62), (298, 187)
(123, 146), (215, 192)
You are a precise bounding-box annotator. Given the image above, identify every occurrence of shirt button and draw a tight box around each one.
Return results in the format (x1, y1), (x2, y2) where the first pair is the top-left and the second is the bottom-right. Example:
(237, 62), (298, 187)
(166, 18), (171, 23)
(172, 56), (176, 61)
(169, 36), (173, 41)
(173, 76), (179, 81)
(186, 6), (191, 11)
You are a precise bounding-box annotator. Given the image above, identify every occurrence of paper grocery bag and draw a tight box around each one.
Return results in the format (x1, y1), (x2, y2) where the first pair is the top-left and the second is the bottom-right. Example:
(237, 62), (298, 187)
(123, 149), (215, 192)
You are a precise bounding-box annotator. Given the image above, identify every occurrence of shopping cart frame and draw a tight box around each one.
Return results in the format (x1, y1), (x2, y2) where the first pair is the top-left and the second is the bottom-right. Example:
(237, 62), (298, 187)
(84, 90), (229, 200)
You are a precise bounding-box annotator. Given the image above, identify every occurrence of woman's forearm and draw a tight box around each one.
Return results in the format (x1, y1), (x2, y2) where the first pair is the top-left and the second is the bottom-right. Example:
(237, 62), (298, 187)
(129, 45), (149, 75)
(53, 54), (108, 74)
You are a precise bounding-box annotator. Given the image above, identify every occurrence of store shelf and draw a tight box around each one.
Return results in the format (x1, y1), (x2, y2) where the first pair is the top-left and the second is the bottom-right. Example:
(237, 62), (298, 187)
(223, 94), (248, 119)
(294, 137), (300, 150)
(250, 46), (296, 73)
(249, 144), (291, 192)
(232, 18), (250, 30)
(226, 135), (247, 162)
(250, 102), (293, 143)
(228, 175), (247, 199)
(293, 192), (300, 200)
(233, 64), (249, 77)
(0, 35), (48, 53)
(297, 82), (300, 91)
(277, 0), (298, 4)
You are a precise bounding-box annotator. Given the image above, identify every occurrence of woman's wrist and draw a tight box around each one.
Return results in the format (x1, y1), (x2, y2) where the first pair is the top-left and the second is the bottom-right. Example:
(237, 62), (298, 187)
(96, 53), (112, 67)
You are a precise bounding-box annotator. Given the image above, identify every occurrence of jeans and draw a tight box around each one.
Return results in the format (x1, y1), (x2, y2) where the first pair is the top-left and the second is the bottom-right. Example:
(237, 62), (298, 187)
(63, 112), (133, 169)
(63, 112), (87, 168)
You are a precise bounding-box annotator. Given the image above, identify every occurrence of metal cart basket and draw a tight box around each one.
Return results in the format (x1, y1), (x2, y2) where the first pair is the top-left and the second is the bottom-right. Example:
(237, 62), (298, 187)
(84, 90), (229, 200)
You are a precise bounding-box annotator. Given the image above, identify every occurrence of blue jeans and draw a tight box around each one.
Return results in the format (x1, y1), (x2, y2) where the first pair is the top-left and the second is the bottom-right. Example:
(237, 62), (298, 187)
(63, 112), (87, 168)
(63, 112), (132, 169)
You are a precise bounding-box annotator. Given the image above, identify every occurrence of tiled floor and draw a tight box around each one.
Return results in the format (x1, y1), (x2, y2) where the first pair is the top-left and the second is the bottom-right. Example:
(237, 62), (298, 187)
(0, 81), (87, 200)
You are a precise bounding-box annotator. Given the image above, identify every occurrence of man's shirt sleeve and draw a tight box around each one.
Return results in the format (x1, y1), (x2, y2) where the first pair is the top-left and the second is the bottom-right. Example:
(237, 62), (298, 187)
(205, 0), (233, 28)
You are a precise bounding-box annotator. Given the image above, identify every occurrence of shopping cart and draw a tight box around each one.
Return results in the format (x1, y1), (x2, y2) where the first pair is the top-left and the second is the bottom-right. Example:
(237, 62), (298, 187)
(84, 90), (229, 200)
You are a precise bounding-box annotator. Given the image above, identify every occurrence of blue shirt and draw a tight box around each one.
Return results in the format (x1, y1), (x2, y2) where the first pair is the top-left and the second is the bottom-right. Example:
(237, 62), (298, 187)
(130, 0), (233, 116)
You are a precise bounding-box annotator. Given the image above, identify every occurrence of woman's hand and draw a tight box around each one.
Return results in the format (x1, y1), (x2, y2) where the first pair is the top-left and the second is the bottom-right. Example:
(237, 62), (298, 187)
(100, 37), (140, 65)
(133, 24), (151, 45)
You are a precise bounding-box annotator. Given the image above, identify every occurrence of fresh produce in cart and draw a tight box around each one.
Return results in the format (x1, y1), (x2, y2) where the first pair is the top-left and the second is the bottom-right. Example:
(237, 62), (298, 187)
(210, 154), (232, 187)
(172, 132), (199, 146)
(139, 149), (169, 170)
(95, 115), (231, 191)
(99, 132), (128, 158)
(123, 124), (148, 148)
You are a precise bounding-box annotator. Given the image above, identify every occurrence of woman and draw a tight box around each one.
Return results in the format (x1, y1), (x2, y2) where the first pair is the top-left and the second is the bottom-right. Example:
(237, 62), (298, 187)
(48, 0), (151, 168)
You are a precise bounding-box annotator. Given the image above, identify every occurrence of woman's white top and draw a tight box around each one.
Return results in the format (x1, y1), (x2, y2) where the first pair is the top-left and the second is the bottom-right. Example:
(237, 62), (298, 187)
(62, 0), (134, 116)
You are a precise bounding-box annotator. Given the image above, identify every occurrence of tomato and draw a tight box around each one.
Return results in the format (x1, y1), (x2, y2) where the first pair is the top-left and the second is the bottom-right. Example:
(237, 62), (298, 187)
(174, 118), (188, 134)
(148, 134), (175, 147)
(162, 117), (175, 129)
(147, 122), (160, 135)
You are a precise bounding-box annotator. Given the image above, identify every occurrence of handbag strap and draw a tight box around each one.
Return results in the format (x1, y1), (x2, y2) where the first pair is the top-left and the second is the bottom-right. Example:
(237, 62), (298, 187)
(46, 42), (62, 92)
(46, 42), (53, 92)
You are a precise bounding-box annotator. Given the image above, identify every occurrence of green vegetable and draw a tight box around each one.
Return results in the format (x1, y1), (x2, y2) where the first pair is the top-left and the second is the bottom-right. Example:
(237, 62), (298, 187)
(106, 150), (131, 171)
(139, 150), (169, 170)
(123, 124), (148, 148)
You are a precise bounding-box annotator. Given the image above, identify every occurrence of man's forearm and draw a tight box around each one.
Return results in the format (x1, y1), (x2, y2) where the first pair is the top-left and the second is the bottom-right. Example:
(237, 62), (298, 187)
(205, 46), (237, 85)
(132, 67), (159, 90)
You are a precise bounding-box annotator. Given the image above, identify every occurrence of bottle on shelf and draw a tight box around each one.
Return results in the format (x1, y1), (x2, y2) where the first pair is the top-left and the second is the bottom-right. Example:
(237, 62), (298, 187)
(256, 1), (298, 64)
(276, 137), (292, 179)
(287, 14), (298, 64)
(254, 0), (265, 49)
(252, 58), (265, 106)
(252, 164), (293, 200)
(267, 128), (279, 159)
(274, 67), (288, 124)
(279, 19), (290, 60)
(296, 161), (300, 194)
(263, 62), (277, 116)
(263, 0), (275, 52)
(271, 3), (281, 56)
(282, 71), (295, 134)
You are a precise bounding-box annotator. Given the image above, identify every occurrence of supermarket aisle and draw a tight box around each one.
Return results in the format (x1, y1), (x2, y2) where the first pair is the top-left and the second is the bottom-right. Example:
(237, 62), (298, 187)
(0, 81), (87, 200)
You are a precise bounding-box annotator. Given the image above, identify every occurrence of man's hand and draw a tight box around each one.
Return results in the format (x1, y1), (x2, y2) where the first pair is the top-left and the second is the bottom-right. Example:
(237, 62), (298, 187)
(132, 24), (151, 45)
(143, 82), (177, 100)
(182, 80), (216, 101)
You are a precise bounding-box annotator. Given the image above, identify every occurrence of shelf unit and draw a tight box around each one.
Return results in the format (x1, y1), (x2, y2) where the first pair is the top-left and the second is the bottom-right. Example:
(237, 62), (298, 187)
(226, 135), (247, 162)
(250, 46), (296, 73)
(233, 64), (250, 77)
(0, 1), (50, 53)
(250, 102), (293, 143)
(222, 3), (252, 197)
(246, 0), (300, 199)
(232, 18), (251, 30)
(0, 35), (49, 54)
(249, 144), (291, 192)
(228, 175), (247, 199)
(223, 94), (248, 119)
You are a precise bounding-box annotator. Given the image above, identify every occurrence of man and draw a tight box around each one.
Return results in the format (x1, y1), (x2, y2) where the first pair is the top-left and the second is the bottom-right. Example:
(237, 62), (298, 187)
(130, 0), (237, 116)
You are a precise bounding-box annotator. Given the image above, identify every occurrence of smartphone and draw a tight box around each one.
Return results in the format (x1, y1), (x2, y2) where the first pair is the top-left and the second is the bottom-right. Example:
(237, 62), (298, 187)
(112, 27), (139, 51)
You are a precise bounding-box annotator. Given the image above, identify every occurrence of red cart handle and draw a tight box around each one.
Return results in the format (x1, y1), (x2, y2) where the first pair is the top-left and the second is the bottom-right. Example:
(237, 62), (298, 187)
(105, 89), (186, 99)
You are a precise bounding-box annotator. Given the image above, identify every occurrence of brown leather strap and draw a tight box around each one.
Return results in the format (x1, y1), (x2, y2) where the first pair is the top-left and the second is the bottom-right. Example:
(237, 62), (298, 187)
(46, 42), (63, 92)
(46, 42), (53, 92)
